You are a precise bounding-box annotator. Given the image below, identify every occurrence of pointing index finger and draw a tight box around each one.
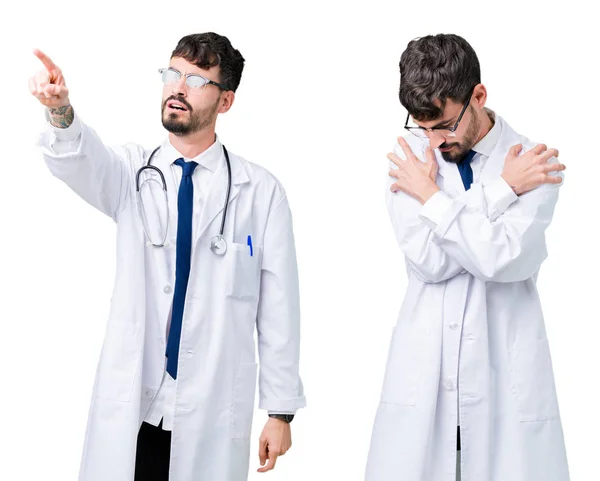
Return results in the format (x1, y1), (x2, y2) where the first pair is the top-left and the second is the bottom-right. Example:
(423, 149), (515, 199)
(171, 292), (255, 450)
(33, 48), (60, 73)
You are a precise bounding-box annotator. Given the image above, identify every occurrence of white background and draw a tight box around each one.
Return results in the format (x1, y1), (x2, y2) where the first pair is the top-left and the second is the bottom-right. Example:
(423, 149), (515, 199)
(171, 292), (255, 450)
(1, 0), (598, 479)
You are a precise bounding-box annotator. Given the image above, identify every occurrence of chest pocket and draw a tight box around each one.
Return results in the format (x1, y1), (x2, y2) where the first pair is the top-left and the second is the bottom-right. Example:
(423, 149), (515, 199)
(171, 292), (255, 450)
(226, 242), (263, 301)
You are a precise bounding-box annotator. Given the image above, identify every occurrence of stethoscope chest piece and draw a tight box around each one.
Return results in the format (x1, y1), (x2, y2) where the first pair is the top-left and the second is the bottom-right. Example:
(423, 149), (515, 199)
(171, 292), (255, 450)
(210, 235), (228, 256)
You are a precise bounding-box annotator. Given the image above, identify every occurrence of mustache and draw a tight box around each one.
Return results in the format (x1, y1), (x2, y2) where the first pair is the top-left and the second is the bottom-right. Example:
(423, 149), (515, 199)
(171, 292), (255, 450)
(163, 96), (193, 112)
(439, 142), (460, 150)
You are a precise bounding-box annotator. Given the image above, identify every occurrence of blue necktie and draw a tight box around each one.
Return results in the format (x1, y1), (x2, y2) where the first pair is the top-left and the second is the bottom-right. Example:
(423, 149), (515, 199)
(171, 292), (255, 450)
(456, 149), (477, 191)
(166, 158), (198, 379)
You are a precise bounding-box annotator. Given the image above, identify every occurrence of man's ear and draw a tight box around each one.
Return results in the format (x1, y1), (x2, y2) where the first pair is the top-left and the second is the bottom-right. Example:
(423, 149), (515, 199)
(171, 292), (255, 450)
(472, 83), (488, 109)
(218, 90), (236, 114)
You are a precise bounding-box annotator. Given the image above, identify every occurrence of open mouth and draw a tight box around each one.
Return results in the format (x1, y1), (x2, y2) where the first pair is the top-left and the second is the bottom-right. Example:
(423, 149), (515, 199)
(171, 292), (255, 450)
(167, 100), (189, 112)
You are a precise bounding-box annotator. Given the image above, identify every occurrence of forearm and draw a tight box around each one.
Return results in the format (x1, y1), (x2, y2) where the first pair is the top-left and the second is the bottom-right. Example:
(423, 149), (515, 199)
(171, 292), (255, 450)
(257, 196), (306, 412)
(402, 175), (519, 280)
(418, 185), (559, 283)
(387, 187), (466, 283)
(37, 110), (130, 220)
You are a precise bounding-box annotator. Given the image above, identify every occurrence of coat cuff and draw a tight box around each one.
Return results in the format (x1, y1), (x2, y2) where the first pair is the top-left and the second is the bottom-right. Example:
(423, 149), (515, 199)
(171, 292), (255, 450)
(484, 177), (518, 221)
(419, 190), (466, 239)
(259, 395), (306, 413)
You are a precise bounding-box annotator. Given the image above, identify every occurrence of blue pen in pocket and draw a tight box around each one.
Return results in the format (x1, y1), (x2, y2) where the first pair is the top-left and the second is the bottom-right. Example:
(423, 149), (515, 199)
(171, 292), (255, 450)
(247, 235), (253, 257)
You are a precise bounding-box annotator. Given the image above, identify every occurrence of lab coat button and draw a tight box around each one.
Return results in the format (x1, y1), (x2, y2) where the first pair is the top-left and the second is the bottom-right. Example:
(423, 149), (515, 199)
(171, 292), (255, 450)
(444, 380), (455, 391)
(163, 285), (172, 294)
(449, 323), (458, 330)
(145, 389), (153, 397)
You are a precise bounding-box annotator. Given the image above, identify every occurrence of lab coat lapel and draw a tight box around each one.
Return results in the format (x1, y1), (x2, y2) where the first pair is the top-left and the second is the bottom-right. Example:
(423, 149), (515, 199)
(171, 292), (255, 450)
(433, 148), (465, 196)
(195, 151), (249, 242)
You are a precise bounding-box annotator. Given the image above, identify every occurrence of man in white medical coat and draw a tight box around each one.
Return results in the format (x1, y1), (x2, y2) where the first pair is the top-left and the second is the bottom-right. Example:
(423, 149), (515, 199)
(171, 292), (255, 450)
(365, 34), (569, 481)
(30, 32), (306, 481)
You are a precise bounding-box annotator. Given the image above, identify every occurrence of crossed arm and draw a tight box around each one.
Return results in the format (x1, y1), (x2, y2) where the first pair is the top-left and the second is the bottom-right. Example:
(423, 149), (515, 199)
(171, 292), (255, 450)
(387, 138), (565, 284)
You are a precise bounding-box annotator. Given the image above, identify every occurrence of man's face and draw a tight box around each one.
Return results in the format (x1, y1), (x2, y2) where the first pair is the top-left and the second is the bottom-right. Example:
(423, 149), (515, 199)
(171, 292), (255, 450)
(414, 96), (481, 164)
(161, 56), (223, 136)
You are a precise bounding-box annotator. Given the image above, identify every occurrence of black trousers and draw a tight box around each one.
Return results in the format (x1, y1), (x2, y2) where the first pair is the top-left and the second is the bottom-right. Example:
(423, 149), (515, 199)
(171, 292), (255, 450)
(134, 420), (171, 481)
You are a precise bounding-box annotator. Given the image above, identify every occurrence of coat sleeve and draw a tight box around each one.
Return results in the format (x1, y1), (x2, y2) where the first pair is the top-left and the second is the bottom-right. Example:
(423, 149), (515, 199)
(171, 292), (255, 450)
(36, 110), (131, 221)
(418, 165), (563, 283)
(386, 185), (467, 283)
(256, 192), (306, 414)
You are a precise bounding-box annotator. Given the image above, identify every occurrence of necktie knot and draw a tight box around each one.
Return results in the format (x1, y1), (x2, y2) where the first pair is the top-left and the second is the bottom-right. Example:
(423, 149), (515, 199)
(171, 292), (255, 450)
(174, 158), (198, 178)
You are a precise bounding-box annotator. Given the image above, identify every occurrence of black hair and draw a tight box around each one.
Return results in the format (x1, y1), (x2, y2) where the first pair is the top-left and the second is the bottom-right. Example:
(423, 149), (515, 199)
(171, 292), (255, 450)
(399, 34), (480, 121)
(171, 32), (245, 92)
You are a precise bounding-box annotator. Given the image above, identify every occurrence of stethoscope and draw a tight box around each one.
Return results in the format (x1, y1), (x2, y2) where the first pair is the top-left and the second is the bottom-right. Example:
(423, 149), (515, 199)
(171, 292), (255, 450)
(135, 144), (232, 255)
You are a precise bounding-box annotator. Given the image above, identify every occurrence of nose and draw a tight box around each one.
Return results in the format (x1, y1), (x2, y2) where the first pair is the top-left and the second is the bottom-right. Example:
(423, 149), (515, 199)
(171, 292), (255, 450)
(426, 132), (445, 149)
(171, 76), (188, 97)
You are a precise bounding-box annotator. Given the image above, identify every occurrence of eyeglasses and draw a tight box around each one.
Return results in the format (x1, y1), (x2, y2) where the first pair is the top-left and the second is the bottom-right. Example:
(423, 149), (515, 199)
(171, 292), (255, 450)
(404, 87), (475, 139)
(158, 67), (228, 92)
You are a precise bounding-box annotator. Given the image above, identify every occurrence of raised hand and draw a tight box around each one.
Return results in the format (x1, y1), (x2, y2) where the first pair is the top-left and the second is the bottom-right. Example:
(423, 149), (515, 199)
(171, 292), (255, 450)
(501, 143), (566, 195)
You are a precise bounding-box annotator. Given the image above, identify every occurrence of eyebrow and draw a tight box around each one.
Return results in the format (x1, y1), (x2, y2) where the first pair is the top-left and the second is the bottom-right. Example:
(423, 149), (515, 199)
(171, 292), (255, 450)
(168, 67), (204, 77)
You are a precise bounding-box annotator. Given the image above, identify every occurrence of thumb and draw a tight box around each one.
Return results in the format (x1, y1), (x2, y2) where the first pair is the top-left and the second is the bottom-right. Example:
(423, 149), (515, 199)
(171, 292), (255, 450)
(424, 146), (436, 164)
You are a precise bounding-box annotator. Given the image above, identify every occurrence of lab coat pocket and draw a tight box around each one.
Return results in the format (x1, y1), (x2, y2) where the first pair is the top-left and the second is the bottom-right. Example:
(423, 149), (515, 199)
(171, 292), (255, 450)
(380, 325), (426, 406)
(226, 242), (262, 301)
(95, 321), (140, 403)
(231, 362), (258, 439)
(508, 338), (560, 422)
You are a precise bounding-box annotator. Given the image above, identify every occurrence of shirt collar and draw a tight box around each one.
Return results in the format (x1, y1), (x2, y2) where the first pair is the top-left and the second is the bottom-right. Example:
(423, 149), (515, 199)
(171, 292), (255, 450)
(159, 134), (223, 173)
(472, 109), (501, 157)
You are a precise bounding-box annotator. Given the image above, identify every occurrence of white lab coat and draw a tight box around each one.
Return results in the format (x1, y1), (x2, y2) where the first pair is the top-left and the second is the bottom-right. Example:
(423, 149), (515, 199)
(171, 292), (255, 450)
(365, 114), (569, 481)
(37, 114), (306, 481)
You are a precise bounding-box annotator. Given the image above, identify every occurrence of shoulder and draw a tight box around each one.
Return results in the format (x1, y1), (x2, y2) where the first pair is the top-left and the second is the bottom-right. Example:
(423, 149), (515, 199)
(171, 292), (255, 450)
(498, 115), (565, 188)
(230, 152), (288, 206)
(387, 134), (428, 177)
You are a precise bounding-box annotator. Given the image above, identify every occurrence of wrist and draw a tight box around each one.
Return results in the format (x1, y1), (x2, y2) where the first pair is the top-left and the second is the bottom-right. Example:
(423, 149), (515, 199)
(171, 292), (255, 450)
(268, 413), (294, 424)
(500, 173), (520, 196)
(417, 180), (440, 204)
(48, 104), (74, 129)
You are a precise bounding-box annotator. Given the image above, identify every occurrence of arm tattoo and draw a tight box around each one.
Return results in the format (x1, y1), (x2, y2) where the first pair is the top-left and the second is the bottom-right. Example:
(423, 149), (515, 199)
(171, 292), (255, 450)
(49, 104), (75, 129)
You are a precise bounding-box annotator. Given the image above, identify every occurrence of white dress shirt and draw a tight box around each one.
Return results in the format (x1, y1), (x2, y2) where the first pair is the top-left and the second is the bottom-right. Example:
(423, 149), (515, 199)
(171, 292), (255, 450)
(143, 136), (223, 431)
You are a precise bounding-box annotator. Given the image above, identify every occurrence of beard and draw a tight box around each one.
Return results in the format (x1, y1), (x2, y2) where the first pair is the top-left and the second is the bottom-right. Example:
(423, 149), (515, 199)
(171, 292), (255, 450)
(439, 107), (481, 164)
(161, 96), (219, 136)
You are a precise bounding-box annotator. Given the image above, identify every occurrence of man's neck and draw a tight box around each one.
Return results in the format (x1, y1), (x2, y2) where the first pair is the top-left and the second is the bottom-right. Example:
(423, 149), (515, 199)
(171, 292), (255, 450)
(474, 108), (495, 144)
(169, 128), (217, 159)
